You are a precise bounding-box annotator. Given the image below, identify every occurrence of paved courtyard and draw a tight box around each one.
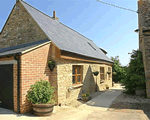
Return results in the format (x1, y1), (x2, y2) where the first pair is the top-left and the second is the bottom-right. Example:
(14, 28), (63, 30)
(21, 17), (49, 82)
(0, 84), (149, 120)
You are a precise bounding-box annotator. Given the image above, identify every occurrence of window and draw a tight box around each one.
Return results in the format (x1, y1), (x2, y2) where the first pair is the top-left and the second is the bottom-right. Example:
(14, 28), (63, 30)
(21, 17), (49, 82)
(72, 65), (82, 85)
(108, 67), (111, 79)
(100, 67), (105, 80)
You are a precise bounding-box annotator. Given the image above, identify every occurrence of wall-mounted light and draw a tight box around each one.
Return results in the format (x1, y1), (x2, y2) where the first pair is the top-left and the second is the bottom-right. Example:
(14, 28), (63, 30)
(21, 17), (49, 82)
(68, 87), (73, 92)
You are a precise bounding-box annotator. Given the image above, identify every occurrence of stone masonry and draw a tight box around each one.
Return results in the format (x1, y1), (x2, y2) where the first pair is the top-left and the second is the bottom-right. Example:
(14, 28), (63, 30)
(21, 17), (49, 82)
(0, 2), (47, 48)
(56, 59), (112, 106)
(138, 0), (150, 98)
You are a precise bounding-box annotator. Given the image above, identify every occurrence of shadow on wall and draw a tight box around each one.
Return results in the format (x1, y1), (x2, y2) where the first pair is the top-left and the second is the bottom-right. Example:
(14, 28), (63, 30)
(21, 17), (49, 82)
(22, 43), (57, 114)
(44, 43), (58, 105)
(78, 65), (100, 98)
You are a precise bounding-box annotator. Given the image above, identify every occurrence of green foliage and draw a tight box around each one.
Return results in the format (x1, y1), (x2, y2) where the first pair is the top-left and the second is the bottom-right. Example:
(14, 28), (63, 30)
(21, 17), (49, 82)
(120, 50), (146, 94)
(82, 92), (90, 97)
(27, 80), (55, 104)
(93, 71), (99, 76)
(111, 56), (127, 83)
(48, 60), (55, 65)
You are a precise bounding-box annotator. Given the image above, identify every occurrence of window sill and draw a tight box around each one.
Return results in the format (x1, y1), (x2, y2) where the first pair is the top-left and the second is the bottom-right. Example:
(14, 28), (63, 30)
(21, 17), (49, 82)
(100, 80), (104, 83)
(72, 84), (83, 89)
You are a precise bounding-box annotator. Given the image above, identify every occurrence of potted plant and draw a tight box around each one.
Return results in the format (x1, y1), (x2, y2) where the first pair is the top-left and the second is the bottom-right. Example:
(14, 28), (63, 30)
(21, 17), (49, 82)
(105, 84), (109, 89)
(27, 80), (55, 116)
(48, 60), (55, 71)
(82, 92), (92, 101)
(93, 71), (99, 76)
(107, 71), (111, 74)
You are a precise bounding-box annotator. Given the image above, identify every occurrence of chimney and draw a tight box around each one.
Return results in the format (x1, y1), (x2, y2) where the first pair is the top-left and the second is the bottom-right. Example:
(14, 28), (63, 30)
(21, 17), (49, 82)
(53, 11), (59, 21)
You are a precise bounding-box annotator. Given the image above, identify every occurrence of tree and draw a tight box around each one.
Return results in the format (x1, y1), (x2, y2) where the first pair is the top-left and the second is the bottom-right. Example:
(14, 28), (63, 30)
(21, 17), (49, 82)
(111, 56), (126, 83)
(121, 49), (146, 94)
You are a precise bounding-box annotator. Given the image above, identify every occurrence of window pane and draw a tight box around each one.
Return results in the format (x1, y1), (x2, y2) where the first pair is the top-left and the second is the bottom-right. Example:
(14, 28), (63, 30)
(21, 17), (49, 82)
(77, 67), (81, 74)
(108, 67), (111, 72)
(108, 74), (110, 79)
(100, 74), (104, 80)
(100, 67), (104, 73)
(72, 76), (76, 84)
(77, 76), (81, 82)
(72, 66), (75, 74)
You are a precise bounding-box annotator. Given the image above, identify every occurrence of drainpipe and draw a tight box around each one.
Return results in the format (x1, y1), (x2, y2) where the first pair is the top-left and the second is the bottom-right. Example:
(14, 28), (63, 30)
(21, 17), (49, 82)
(14, 54), (20, 114)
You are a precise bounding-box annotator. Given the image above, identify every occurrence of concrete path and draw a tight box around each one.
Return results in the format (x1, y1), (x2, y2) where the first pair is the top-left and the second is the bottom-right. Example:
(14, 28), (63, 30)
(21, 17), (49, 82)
(78, 88), (124, 111)
(48, 86), (149, 120)
(0, 84), (149, 120)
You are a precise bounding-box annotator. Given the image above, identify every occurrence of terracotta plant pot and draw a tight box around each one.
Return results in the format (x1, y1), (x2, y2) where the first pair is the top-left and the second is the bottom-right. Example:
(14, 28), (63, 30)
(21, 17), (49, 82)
(106, 87), (109, 90)
(32, 103), (54, 116)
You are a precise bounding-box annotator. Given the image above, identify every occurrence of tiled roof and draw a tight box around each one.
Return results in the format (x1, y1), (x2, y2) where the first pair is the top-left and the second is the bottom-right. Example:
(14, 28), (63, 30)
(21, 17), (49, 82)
(0, 39), (49, 57)
(20, 1), (113, 63)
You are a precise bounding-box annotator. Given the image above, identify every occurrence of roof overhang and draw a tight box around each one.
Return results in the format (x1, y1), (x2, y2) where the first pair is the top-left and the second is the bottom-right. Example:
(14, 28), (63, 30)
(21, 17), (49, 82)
(0, 40), (51, 58)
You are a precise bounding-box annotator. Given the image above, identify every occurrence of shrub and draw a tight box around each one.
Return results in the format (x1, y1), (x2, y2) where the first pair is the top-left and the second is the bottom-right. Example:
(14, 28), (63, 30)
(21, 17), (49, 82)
(27, 80), (55, 104)
(120, 50), (146, 94)
(110, 56), (127, 83)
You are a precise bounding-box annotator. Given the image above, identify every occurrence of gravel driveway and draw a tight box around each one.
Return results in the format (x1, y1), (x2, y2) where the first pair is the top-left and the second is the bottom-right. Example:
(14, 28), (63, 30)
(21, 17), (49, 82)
(108, 88), (150, 119)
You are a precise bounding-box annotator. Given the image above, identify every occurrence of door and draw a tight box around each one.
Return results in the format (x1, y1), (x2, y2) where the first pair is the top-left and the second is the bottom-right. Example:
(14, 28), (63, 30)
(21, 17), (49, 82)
(0, 64), (14, 110)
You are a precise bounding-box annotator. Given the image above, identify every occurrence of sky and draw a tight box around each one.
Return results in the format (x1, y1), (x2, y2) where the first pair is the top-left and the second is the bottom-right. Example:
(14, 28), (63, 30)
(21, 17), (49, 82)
(0, 0), (138, 66)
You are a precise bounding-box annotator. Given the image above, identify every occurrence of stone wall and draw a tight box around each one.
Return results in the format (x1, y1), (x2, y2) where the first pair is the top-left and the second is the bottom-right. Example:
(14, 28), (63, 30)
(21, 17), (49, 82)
(56, 59), (112, 106)
(138, 0), (150, 98)
(0, 2), (47, 49)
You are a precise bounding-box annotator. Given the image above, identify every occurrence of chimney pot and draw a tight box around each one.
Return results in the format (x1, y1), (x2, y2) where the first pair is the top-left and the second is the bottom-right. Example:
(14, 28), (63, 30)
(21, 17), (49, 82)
(53, 11), (59, 21)
(53, 11), (56, 19)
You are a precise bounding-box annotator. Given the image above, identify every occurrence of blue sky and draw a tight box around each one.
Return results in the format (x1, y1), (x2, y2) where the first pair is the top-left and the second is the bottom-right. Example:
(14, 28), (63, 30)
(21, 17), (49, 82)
(0, 0), (138, 66)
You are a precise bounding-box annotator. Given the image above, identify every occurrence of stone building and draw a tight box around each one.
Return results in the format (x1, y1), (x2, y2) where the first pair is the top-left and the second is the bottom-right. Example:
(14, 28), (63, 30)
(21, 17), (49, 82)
(0, 0), (113, 113)
(138, 0), (150, 98)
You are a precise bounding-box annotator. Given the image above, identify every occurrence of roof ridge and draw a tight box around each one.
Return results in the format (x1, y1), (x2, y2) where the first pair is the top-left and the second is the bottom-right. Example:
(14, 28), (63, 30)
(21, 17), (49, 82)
(21, 0), (93, 42)
(21, 0), (54, 20)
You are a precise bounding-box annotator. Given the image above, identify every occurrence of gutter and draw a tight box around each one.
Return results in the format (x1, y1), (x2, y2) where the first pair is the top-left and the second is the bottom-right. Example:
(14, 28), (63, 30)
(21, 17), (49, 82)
(14, 53), (21, 114)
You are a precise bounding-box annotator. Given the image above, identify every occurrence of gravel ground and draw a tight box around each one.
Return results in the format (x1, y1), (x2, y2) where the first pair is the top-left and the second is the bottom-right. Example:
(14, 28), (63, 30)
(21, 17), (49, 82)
(110, 92), (150, 103)
(108, 89), (150, 114)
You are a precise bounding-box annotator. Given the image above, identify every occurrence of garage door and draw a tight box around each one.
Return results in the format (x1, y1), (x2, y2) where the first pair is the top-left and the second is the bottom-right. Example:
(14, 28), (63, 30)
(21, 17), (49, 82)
(0, 64), (14, 110)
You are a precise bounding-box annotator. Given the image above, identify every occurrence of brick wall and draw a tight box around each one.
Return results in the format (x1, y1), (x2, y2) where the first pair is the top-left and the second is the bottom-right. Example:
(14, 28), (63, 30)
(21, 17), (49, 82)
(19, 43), (58, 113)
(0, 2), (47, 49)
(56, 59), (112, 106)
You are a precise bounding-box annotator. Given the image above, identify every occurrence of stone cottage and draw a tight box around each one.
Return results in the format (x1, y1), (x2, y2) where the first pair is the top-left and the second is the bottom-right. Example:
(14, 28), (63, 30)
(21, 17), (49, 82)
(0, 0), (113, 113)
(137, 0), (150, 98)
